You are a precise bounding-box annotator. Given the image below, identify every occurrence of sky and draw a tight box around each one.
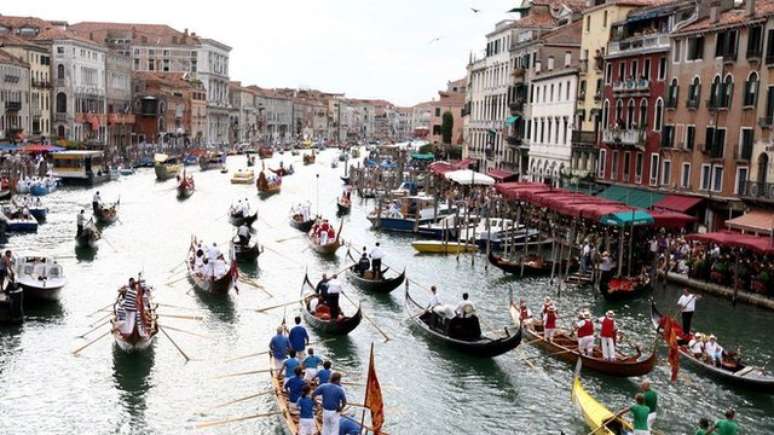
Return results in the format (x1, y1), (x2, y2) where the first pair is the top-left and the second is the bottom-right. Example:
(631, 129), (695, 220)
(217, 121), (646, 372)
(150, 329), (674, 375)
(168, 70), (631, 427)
(3, 0), (518, 106)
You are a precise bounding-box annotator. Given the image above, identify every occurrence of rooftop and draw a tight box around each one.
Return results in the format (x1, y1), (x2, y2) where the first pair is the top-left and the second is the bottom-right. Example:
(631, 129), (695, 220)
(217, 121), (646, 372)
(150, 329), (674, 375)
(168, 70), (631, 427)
(678, 2), (774, 34)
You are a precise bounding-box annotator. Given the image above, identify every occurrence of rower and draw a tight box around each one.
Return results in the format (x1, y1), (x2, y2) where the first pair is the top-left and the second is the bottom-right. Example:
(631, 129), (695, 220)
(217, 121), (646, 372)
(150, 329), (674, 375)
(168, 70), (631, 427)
(427, 285), (441, 309)
(695, 418), (710, 435)
(598, 310), (618, 362)
(357, 247), (370, 276)
(369, 242), (385, 279)
(626, 393), (651, 435)
(76, 209), (86, 236)
(543, 304), (558, 343)
(314, 360), (333, 384)
(454, 293), (475, 318)
(119, 278), (139, 336)
(313, 372), (347, 435)
(207, 243), (221, 263)
(284, 366), (306, 413)
(704, 335), (723, 367)
(237, 223), (251, 245)
(315, 273), (330, 298)
(640, 380), (658, 430)
(302, 348), (322, 382)
(339, 413), (363, 435)
(296, 384), (316, 435)
(542, 296), (552, 316)
(269, 326), (291, 370)
(326, 274), (342, 319)
(212, 254), (227, 279)
(0, 250), (14, 292)
(92, 190), (101, 213)
(279, 349), (301, 386)
(289, 316), (310, 359)
(677, 288), (701, 336)
(575, 310), (594, 356)
(708, 409), (738, 435)
(517, 299), (532, 323)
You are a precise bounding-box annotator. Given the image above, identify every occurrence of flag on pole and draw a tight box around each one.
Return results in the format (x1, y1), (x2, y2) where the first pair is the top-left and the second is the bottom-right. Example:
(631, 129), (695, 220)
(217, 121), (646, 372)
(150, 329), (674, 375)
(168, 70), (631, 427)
(663, 315), (681, 382)
(364, 344), (384, 434)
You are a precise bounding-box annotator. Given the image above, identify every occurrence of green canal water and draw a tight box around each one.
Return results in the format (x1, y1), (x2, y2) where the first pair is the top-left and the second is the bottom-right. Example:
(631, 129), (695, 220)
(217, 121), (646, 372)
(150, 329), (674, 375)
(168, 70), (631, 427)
(0, 149), (772, 434)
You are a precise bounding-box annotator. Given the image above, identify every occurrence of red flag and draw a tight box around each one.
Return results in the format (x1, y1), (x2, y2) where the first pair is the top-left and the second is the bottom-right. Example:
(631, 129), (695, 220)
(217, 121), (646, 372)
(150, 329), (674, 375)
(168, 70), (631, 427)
(364, 345), (384, 434)
(662, 316), (681, 382)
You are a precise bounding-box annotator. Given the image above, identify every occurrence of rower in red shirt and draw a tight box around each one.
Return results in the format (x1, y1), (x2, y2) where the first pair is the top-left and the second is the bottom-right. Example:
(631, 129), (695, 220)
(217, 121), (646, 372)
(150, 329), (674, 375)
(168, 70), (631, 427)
(518, 299), (533, 324)
(598, 310), (617, 361)
(575, 311), (595, 356)
(543, 305), (558, 342)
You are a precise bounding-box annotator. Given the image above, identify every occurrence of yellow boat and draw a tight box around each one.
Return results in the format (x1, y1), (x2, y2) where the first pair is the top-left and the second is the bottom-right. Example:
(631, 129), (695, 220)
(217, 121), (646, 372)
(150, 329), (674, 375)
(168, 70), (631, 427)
(571, 375), (633, 435)
(230, 168), (254, 184)
(153, 153), (181, 181)
(411, 240), (479, 254)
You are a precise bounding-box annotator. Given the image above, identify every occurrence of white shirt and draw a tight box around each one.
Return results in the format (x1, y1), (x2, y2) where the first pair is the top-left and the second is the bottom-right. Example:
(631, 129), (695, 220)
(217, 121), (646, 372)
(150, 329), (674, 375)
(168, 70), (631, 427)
(93, 193), (100, 202)
(582, 244), (591, 256)
(213, 259), (227, 278)
(207, 246), (220, 262)
(370, 247), (384, 260)
(649, 240), (658, 253)
(705, 341), (722, 355)
(455, 300), (475, 317)
(77, 213), (85, 225)
(689, 339), (704, 354)
(326, 279), (342, 294)
(238, 225), (250, 237)
(677, 294), (697, 312)
(428, 293), (441, 307)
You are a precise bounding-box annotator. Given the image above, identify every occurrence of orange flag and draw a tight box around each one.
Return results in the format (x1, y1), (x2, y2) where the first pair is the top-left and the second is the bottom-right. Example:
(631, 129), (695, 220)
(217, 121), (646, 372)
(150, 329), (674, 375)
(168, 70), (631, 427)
(663, 316), (680, 382)
(364, 344), (384, 434)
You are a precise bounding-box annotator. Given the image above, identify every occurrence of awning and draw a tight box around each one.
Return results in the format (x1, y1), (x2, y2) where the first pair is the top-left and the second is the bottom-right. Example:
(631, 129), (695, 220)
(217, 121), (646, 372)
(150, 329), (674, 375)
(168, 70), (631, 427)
(653, 194), (703, 213)
(649, 209), (697, 229)
(487, 168), (517, 182)
(429, 161), (454, 175)
(505, 115), (520, 124)
(451, 158), (473, 169)
(600, 209), (655, 227)
(0, 143), (19, 152)
(445, 169), (495, 186)
(411, 152), (434, 161)
(597, 185), (664, 209)
(725, 209), (774, 236)
(19, 144), (64, 154)
(686, 231), (774, 255)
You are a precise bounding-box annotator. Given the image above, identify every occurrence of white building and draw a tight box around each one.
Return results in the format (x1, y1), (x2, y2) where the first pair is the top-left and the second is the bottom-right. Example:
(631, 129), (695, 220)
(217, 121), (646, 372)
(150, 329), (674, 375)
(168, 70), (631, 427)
(198, 39), (231, 145)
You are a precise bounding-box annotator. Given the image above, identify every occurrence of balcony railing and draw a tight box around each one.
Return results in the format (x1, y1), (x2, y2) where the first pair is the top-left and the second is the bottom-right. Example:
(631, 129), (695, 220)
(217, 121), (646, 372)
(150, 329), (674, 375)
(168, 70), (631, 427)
(602, 129), (645, 147)
(747, 49), (763, 61)
(607, 34), (670, 56)
(687, 98), (700, 109)
(509, 99), (525, 112)
(506, 135), (522, 146)
(54, 79), (65, 88)
(613, 79), (650, 93)
(31, 79), (51, 89)
(5, 102), (22, 112)
(572, 130), (596, 146)
(512, 67), (526, 78)
(740, 180), (774, 201)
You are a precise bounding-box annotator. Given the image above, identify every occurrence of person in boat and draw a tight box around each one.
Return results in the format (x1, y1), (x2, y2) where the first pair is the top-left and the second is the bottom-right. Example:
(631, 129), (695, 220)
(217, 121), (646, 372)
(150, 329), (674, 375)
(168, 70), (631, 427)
(92, 191), (101, 213)
(0, 250), (14, 292)
(315, 273), (330, 298)
(343, 184), (352, 200)
(543, 304), (558, 342)
(207, 243), (221, 264)
(313, 372), (347, 435)
(517, 299), (532, 323)
(542, 297), (553, 316)
(626, 393), (652, 435)
(241, 199), (250, 217)
(296, 384), (317, 435)
(356, 247), (370, 276)
(640, 380), (658, 430)
(575, 310), (595, 356)
(455, 293), (476, 318)
(319, 220), (331, 245)
(707, 409), (738, 435)
(237, 223), (251, 246)
(118, 278), (139, 336)
(314, 360), (333, 384)
(598, 310), (618, 362)
(76, 209), (86, 237)
(212, 254), (228, 279)
(269, 326), (291, 370)
(339, 413), (364, 435)
(194, 247), (205, 273)
(677, 288), (701, 336)
(704, 335), (723, 367)
(285, 366), (306, 413)
(689, 333), (705, 358)
(428, 285), (441, 309)
(289, 316), (310, 359)
(302, 347), (322, 382)
(326, 274), (342, 319)
(369, 242), (384, 280)
(695, 418), (711, 435)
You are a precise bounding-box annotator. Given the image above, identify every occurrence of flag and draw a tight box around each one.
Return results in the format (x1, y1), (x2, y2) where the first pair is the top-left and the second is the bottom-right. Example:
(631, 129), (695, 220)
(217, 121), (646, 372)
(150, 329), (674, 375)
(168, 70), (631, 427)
(364, 344), (385, 434)
(663, 316), (681, 382)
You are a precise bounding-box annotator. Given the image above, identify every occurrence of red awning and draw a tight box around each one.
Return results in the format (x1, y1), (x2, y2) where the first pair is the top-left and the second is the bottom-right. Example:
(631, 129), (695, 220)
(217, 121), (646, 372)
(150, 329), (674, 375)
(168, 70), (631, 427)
(653, 194), (702, 213)
(429, 161), (454, 175)
(450, 158), (473, 170)
(649, 209), (697, 229)
(686, 231), (774, 254)
(487, 168), (517, 182)
(725, 209), (774, 235)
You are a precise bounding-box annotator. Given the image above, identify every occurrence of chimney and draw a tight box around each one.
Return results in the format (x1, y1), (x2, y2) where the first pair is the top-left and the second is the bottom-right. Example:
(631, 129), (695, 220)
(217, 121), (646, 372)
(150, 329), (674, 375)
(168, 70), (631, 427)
(710, 6), (718, 23)
(747, 0), (756, 16)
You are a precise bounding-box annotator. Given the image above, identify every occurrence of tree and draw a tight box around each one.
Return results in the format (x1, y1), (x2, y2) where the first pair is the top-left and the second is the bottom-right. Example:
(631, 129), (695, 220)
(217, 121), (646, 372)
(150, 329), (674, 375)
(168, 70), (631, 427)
(441, 111), (454, 144)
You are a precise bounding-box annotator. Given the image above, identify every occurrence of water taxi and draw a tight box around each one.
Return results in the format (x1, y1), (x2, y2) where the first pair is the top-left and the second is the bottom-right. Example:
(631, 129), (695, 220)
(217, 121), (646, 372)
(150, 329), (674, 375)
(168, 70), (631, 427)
(51, 150), (109, 185)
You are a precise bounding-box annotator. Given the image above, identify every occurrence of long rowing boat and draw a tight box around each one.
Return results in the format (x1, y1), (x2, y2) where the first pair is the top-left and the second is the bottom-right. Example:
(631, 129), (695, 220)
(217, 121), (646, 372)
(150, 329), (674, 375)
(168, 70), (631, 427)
(307, 220), (343, 256)
(269, 354), (322, 433)
(186, 236), (236, 294)
(111, 278), (158, 352)
(571, 361), (634, 435)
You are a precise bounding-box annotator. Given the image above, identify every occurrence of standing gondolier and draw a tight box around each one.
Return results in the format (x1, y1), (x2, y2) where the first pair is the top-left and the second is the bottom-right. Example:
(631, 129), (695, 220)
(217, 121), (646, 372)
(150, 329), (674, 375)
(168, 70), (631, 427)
(118, 278), (138, 336)
(76, 209), (86, 237)
(92, 191), (101, 213)
(677, 288), (701, 334)
(326, 275), (342, 319)
(599, 310), (617, 362)
(237, 223), (250, 246)
(369, 242), (384, 279)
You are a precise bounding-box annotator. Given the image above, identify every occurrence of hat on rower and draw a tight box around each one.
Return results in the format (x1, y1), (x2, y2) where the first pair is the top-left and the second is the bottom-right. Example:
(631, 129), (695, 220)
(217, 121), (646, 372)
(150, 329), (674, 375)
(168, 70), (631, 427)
(709, 334), (717, 340)
(584, 311), (591, 319)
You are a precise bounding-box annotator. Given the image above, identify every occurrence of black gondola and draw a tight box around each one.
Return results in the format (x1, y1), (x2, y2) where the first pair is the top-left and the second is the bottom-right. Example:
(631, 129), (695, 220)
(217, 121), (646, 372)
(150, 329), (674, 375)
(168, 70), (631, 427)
(336, 197), (351, 215)
(231, 237), (262, 261)
(230, 210), (258, 227)
(487, 251), (575, 277)
(345, 250), (405, 294)
(404, 282), (521, 357)
(300, 273), (362, 335)
(289, 214), (315, 232)
(651, 302), (774, 392)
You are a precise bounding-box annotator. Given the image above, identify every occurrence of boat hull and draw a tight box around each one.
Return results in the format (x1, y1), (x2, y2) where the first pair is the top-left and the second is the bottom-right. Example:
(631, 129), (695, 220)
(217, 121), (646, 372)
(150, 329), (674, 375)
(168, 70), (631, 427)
(154, 163), (181, 181)
(411, 240), (478, 254)
(17, 280), (65, 301)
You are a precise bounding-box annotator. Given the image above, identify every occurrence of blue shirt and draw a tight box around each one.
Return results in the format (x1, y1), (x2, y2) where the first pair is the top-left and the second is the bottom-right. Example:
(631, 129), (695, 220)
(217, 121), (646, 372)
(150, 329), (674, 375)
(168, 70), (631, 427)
(339, 417), (362, 435)
(288, 325), (309, 351)
(284, 357), (301, 379)
(297, 396), (315, 419)
(303, 354), (322, 369)
(285, 375), (306, 403)
(269, 334), (290, 360)
(313, 383), (346, 411)
(315, 368), (331, 384)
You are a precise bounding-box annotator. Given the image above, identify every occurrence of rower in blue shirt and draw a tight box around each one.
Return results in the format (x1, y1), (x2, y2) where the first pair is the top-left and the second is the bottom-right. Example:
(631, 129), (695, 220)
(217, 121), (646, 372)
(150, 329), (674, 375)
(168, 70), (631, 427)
(313, 372), (347, 435)
(296, 384), (316, 435)
(314, 360), (333, 384)
(280, 350), (301, 386)
(285, 367), (307, 410)
(288, 316), (310, 359)
(339, 414), (363, 435)
(269, 326), (290, 370)
(302, 347), (323, 381)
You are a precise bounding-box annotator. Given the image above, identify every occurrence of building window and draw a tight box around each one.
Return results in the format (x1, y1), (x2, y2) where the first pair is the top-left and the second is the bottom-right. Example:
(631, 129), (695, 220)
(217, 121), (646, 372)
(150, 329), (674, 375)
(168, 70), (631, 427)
(687, 36), (704, 61)
(605, 63), (612, 84)
(611, 150), (619, 180)
(767, 29), (774, 64)
(712, 165), (724, 192)
(564, 51), (572, 67)
(615, 100), (623, 128)
(630, 60), (638, 80)
(705, 127), (726, 158)
(618, 62), (625, 82)
(744, 72), (759, 107)
(566, 81), (571, 100)
(681, 163), (691, 189)
(673, 40), (682, 63)
(654, 98), (663, 131)
(722, 75), (734, 108)
(661, 160), (672, 186)
(748, 26), (763, 58)
(666, 79), (679, 108)
(639, 99), (647, 128)
(740, 128), (754, 160)
(767, 86), (774, 123)
(715, 29), (738, 60)
(686, 125), (695, 150)
(735, 167), (749, 194)
(602, 99), (610, 129)
(623, 152), (631, 182)
(642, 59), (651, 80)
(649, 154), (659, 186)
(627, 99), (636, 129)
(700, 164), (712, 190)
(710, 76), (721, 108)
(688, 76), (701, 108)
(658, 57), (666, 80)
(635, 152), (643, 183)
(586, 15), (591, 32)
(57, 64), (64, 79)
(598, 149), (606, 177)
(435, 108), (440, 116)
(603, 10), (608, 27)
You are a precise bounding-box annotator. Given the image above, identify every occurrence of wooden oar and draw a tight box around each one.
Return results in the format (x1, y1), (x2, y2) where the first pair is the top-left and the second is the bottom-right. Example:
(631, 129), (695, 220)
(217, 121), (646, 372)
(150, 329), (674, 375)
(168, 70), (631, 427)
(211, 368), (272, 380)
(76, 320), (110, 338)
(340, 291), (390, 342)
(72, 330), (111, 355)
(159, 326), (191, 362)
(168, 260), (186, 273)
(156, 303), (199, 311)
(86, 302), (114, 317)
(195, 411), (282, 429)
(89, 311), (113, 326)
(101, 234), (119, 253)
(157, 313), (203, 321)
(223, 339), (331, 363)
(157, 324), (210, 339)
(165, 275), (190, 287)
(238, 277), (272, 298)
(255, 298), (304, 314)
(275, 235), (303, 243)
(204, 390), (273, 412)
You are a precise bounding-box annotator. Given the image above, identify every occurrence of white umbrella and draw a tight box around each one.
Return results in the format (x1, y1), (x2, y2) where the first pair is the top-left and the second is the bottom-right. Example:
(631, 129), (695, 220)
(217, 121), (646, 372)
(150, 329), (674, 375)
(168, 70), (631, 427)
(444, 169), (495, 186)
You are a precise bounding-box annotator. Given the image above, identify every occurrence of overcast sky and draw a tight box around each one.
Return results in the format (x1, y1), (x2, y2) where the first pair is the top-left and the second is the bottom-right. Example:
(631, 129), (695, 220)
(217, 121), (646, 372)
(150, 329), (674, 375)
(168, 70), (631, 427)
(3, 0), (518, 106)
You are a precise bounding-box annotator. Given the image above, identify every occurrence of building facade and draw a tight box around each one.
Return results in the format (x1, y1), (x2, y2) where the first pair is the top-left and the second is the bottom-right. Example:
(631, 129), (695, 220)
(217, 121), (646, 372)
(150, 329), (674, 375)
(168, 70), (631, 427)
(0, 36), (51, 142)
(0, 48), (31, 143)
(105, 51), (133, 152)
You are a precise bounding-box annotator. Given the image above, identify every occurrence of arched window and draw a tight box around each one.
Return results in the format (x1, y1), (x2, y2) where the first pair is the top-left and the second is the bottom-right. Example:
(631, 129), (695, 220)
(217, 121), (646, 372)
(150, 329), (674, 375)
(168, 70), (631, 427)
(627, 99), (635, 129)
(744, 72), (759, 107)
(688, 76), (701, 108)
(639, 99), (648, 129)
(667, 78), (678, 107)
(602, 99), (610, 129)
(710, 75), (721, 108)
(654, 98), (664, 131)
(722, 74), (734, 108)
(55, 92), (67, 113)
(57, 64), (64, 80)
(615, 100), (624, 128)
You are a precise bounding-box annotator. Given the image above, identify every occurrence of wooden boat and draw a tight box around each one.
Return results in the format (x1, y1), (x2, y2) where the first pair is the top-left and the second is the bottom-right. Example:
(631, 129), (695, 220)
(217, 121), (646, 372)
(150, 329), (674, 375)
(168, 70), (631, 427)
(600, 275), (652, 301)
(307, 220), (343, 255)
(186, 236), (236, 294)
(94, 200), (119, 225)
(411, 240), (479, 254)
(153, 153), (181, 181)
(231, 236), (262, 261)
(258, 146), (273, 159)
(75, 219), (101, 249)
(303, 151), (316, 165)
(230, 168), (254, 184)
(269, 355), (322, 434)
(1, 206), (39, 233)
(336, 196), (351, 214)
(289, 212), (314, 232)
(508, 303), (657, 377)
(199, 152), (225, 171)
(14, 256), (66, 301)
(346, 250), (405, 294)
(488, 251), (576, 277)
(0, 285), (24, 325)
(176, 173), (195, 198)
(270, 165), (294, 177)
(405, 283), (522, 357)
(110, 279), (158, 352)
(230, 209), (258, 227)
(300, 273), (362, 335)
(572, 363), (634, 435)
(256, 171), (281, 197)
(651, 302), (774, 392)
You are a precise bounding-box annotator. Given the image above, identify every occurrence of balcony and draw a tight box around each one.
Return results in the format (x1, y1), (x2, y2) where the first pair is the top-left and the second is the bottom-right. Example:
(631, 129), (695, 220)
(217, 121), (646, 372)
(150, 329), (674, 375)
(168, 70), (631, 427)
(572, 130), (596, 147)
(602, 129), (645, 147)
(509, 99), (525, 112)
(740, 181), (774, 201)
(512, 67), (526, 79)
(31, 79), (51, 89)
(607, 34), (670, 57)
(5, 101), (22, 112)
(54, 113), (69, 122)
(54, 78), (65, 88)
(687, 98), (700, 110)
(747, 49), (763, 62)
(506, 135), (522, 146)
(612, 79), (650, 94)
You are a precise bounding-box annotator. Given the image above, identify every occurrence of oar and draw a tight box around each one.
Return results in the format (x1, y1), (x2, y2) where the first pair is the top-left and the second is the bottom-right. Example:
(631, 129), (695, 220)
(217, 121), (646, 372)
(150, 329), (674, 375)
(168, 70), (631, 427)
(165, 275), (190, 287)
(157, 313), (203, 321)
(195, 411), (282, 429)
(101, 234), (119, 253)
(340, 291), (390, 342)
(203, 390), (273, 412)
(72, 330), (111, 356)
(255, 298), (304, 314)
(586, 407), (628, 435)
(168, 260), (186, 273)
(156, 303), (199, 311)
(88, 311), (113, 326)
(211, 368), (273, 380)
(157, 324), (210, 339)
(275, 235), (303, 243)
(159, 326), (191, 362)
(76, 320), (110, 338)
(238, 277), (272, 298)
(86, 302), (114, 317)
(224, 339), (332, 363)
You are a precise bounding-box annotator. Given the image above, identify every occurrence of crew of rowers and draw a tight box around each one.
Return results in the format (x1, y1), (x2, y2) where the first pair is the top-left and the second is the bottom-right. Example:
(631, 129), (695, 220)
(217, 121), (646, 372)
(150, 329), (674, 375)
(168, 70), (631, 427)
(311, 274), (344, 320)
(291, 202), (312, 222)
(191, 242), (230, 279)
(354, 243), (385, 279)
(269, 319), (361, 435)
(114, 276), (154, 338)
(309, 219), (336, 246)
(516, 297), (620, 362)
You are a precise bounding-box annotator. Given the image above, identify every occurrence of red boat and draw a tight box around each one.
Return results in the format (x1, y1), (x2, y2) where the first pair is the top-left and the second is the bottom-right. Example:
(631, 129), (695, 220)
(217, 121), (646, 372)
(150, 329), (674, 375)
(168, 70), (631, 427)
(176, 172), (195, 199)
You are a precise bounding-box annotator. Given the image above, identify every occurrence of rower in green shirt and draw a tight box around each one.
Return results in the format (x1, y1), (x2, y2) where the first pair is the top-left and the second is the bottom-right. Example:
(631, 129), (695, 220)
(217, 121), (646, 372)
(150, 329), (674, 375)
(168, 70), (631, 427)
(628, 393), (651, 435)
(694, 418), (710, 435)
(640, 380), (657, 430)
(706, 409), (738, 435)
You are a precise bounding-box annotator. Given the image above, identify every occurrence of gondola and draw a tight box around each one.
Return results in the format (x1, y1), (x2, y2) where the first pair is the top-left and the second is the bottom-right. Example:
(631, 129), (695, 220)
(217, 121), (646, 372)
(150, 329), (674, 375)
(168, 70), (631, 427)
(94, 200), (119, 225)
(488, 251), (575, 277)
(230, 209), (258, 227)
(111, 278), (158, 352)
(176, 173), (195, 199)
(75, 219), (101, 249)
(651, 302), (774, 392)
(300, 273), (362, 335)
(270, 165), (294, 177)
(246, 155), (256, 167)
(289, 212), (315, 232)
(600, 275), (652, 301)
(231, 236), (262, 261)
(345, 250), (405, 294)
(307, 220), (343, 255)
(258, 146), (273, 159)
(186, 236), (236, 294)
(256, 171), (282, 197)
(303, 152), (316, 165)
(508, 302), (657, 377)
(340, 175), (350, 185)
(269, 354), (322, 434)
(404, 283), (521, 357)
(571, 361), (634, 435)
(336, 196), (351, 215)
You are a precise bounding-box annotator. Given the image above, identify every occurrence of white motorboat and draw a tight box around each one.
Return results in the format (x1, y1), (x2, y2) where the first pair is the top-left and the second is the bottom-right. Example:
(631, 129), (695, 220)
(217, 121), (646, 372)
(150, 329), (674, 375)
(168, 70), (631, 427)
(14, 256), (66, 301)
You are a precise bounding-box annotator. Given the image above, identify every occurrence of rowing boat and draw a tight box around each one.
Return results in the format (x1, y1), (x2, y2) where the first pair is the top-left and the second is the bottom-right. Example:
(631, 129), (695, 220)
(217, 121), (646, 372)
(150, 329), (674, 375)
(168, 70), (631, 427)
(411, 240), (478, 254)
(571, 363), (633, 435)
(307, 220), (343, 256)
(345, 250), (404, 294)
(176, 173), (195, 199)
(600, 275), (652, 301)
(230, 168), (254, 184)
(111, 278), (158, 352)
(75, 219), (100, 249)
(301, 273), (362, 335)
(94, 200), (119, 225)
(186, 236), (236, 294)
(269, 354), (322, 434)
(256, 171), (282, 197)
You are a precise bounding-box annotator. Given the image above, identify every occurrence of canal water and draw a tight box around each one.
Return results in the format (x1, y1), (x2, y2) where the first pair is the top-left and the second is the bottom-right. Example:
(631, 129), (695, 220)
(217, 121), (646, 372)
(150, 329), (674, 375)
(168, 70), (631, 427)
(0, 149), (772, 434)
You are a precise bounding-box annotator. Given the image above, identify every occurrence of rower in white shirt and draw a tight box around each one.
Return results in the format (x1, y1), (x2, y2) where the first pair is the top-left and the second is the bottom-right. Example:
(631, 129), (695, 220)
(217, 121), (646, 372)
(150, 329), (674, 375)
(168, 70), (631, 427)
(676, 288), (701, 334)
(369, 242), (385, 279)
(427, 285), (441, 309)
(238, 224), (251, 245)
